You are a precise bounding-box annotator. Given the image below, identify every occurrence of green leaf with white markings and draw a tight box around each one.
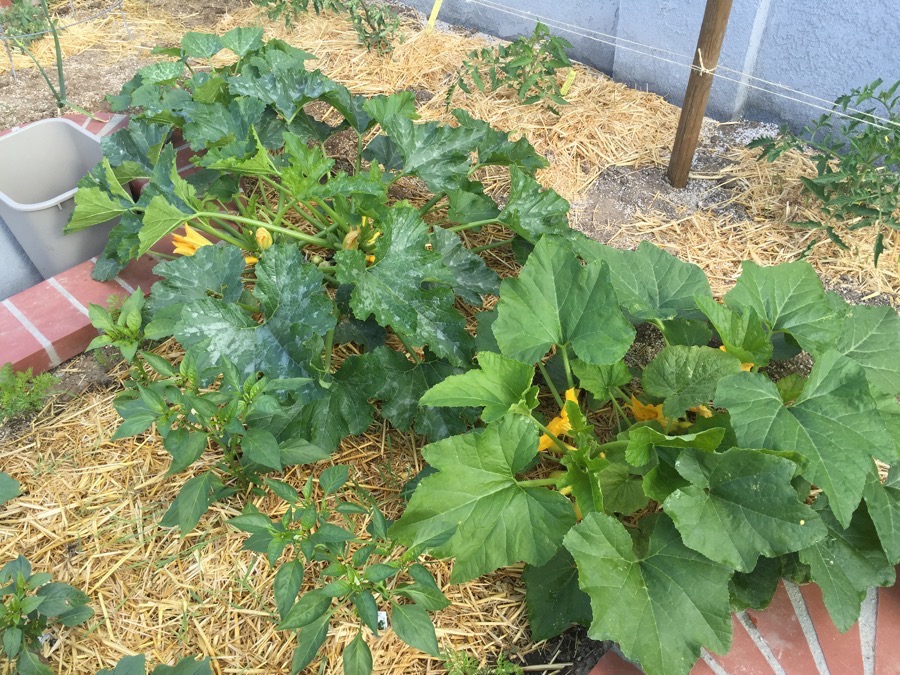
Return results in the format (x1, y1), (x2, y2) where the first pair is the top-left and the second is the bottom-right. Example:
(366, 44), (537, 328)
(336, 205), (472, 366)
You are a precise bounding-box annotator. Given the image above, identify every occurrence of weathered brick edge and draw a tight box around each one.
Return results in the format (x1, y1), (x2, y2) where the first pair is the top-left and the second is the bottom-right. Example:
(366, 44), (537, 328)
(0, 112), (174, 375)
(589, 579), (900, 675)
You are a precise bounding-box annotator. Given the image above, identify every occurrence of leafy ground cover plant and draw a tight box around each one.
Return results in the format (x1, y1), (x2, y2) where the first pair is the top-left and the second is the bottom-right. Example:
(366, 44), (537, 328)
(750, 78), (900, 264)
(448, 22), (574, 113)
(0, 556), (94, 675)
(0, 472), (20, 506)
(0, 363), (56, 424)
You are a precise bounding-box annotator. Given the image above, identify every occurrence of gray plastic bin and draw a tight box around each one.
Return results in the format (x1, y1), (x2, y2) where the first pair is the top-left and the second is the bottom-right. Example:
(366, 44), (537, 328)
(0, 118), (117, 279)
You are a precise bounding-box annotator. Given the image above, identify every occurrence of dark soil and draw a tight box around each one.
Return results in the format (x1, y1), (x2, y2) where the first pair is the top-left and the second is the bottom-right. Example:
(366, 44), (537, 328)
(518, 626), (609, 674)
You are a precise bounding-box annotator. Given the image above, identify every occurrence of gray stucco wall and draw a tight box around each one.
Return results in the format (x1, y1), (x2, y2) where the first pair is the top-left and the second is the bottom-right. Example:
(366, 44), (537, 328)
(404, 0), (620, 73)
(406, 0), (900, 130)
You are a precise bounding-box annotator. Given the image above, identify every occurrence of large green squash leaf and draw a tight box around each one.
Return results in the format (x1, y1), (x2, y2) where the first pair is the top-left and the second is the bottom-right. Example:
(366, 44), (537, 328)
(492, 237), (635, 366)
(369, 348), (476, 441)
(799, 496), (896, 632)
(430, 226), (499, 305)
(863, 464), (900, 564)
(379, 115), (484, 193)
(336, 205), (472, 367)
(419, 351), (537, 422)
(625, 425), (725, 467)
(452, 109), (547, 174)
(390, 415), (575, 583)
(564, 513), (732, 675)
(663, 448), (826, 571)
(724, 260), (841, 354)
(694, 296), (773, 366)
(573, 239), (713, 323)
(145, 244), (247, 338)
(642, 346), (742, 419)
(716, 351), (892, 527)
(281, 354), (381, 453)
(832, 304), (900, 395)
(522, 548), (592, 641)
(176, 245), (336, 380)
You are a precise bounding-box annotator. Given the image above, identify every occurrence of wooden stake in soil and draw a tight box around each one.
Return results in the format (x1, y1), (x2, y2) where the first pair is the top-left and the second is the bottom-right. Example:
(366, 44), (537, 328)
(667, 0), (733, 188)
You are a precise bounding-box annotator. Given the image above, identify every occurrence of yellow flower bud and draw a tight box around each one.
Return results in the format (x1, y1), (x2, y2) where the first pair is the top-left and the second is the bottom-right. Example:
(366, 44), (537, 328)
(255, 228), (273, 251)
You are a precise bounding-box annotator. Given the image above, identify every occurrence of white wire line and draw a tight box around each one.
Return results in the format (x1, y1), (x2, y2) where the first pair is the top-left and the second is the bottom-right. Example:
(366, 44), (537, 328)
(464, 0), (900, 131)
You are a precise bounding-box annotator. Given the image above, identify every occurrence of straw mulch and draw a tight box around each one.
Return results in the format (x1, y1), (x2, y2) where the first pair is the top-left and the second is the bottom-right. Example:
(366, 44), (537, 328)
(2, 3), (898, 673)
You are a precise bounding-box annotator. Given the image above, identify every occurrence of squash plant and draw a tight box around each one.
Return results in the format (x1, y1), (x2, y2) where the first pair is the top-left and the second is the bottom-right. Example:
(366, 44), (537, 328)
(74, 28), (900, 675)
(391, 235), (900, 675)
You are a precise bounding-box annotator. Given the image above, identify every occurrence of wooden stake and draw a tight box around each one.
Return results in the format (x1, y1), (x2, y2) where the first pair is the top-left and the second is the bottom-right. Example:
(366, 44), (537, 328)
(667, 0), (734, 188)
(426, 0), (444, 32)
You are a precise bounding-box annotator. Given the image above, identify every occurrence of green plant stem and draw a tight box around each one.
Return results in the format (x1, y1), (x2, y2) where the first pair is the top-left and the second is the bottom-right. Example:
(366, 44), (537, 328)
(516, 477), (560, 489)
(470, 237), (515, 253)
(559, 344), (575, 390)
(418, 192), (446, 216)
(394, 333), (422, 365)
(595, 440), (628, 455)
(531, 418), (571, 454)
(537, 360), (564, 409)
(192, 213), (332, 248)
(448, 218), (498, 232)
(355, 132), (363, 175)
(609, 395), (628, 426)
(313, 199), (351, 234)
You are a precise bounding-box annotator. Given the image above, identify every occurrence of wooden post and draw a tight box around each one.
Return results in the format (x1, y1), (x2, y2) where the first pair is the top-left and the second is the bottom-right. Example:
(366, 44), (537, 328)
(667, 0), (734, 188)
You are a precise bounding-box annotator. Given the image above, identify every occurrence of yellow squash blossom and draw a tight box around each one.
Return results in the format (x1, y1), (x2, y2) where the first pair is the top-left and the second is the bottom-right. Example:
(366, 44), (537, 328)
(171, 224), (213, 256)
(538, 388), (579, 451)
(626, 395), (693, 430)
(719, 345), (754, 372)
(255, 228), (273, 251)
